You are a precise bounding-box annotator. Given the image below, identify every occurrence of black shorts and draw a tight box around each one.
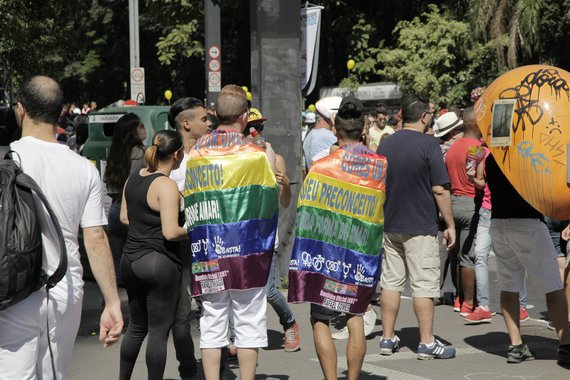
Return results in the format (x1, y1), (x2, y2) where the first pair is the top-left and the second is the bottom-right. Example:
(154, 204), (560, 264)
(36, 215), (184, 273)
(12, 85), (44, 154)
(310, 303), (340, 321)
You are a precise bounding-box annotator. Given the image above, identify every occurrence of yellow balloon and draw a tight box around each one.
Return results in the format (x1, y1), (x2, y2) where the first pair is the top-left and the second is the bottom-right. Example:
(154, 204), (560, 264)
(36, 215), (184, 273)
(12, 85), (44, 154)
(241, 86), (249, 93)
(247, 91), (252, 101)
(308, 104), (316, 112)
(164, 90), (172, 101)
(347, 59), (356, 70)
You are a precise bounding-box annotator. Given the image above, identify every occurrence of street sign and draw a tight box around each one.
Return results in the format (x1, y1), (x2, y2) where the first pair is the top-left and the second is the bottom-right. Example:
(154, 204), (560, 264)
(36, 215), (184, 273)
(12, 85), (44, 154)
(130, 67), (145, 104)
(208, 45), (220, 59)
(209, 59), (221, 72)
(208, 72), (221, 92)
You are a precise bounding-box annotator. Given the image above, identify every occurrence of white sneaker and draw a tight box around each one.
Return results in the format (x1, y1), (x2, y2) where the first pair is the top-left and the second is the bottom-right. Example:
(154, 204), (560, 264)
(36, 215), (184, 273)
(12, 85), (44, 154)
(364, 307), (377, 337)
(331, 307), (376, 340)
(332, 326), (349, 340)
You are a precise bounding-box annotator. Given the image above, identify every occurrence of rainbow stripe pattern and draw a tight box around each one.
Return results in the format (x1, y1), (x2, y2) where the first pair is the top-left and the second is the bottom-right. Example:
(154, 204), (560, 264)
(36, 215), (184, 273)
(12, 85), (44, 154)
(183, 130), (279, 296)
(288, 143), (387, 314)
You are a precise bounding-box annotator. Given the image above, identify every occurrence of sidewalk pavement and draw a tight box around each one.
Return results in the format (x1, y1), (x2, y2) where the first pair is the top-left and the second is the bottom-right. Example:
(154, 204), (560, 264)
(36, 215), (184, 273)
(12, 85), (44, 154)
(70, 280), (569, 380)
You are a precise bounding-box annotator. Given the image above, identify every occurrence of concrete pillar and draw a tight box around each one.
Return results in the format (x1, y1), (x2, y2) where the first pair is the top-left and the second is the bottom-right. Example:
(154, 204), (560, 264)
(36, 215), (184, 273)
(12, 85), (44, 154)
(250, 0), (301, 285)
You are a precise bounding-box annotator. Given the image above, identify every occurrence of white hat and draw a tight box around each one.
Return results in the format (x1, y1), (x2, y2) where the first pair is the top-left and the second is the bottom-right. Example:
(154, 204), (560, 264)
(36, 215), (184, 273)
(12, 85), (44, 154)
(434, 111), (463, 138)
(315, 96), (342, 120)
(305, 112), (316, 123)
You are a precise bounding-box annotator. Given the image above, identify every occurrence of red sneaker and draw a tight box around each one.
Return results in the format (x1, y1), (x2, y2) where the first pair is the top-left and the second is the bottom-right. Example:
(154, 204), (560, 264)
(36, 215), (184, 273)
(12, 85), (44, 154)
(227, 343), (238, 360)
(460, 302), (474, 316)
(453, 296), (461, 312)
(520, 307), (530, 322)
(284, 321), (301, 352)
(464, 307), (493, 324)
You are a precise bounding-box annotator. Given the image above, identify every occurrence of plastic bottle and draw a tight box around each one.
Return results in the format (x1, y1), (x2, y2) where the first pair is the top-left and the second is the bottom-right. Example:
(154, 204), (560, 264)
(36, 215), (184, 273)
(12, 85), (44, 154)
(249, 127), (266, 150)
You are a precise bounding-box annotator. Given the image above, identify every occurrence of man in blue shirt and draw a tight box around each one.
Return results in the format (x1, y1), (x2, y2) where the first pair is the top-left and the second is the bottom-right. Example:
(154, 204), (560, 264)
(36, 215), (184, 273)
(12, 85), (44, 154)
(376, 95), (456, 360)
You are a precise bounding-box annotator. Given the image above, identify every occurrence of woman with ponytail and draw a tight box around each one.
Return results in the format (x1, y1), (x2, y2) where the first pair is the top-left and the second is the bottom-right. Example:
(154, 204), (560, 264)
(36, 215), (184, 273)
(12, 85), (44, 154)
(118, 130), (188, 380)
(104, 113), (147, 283)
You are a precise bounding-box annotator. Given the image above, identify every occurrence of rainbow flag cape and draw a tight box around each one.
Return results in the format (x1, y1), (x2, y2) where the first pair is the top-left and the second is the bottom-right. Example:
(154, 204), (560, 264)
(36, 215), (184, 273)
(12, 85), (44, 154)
(183, 130), (279, 296)
(288, 143), (387, 314)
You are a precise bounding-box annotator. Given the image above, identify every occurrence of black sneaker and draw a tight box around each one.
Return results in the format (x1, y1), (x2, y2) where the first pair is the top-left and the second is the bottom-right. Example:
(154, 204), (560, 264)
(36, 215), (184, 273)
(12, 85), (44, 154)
(507, 343), (535, 363)
(558, 344), (570, 366)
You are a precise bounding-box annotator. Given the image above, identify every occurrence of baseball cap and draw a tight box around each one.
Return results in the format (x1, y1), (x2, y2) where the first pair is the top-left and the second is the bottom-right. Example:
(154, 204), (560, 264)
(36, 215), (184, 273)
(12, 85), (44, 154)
(247, 108), (267, 124)
(315, 96), (342, 120)
(305, 112), (316, 123)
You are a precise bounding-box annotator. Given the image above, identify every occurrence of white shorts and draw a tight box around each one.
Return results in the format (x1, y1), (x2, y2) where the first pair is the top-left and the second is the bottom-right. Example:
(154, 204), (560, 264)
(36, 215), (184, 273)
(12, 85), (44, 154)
(490, 218), (563, 294)
(199, 288), (267, 349)
(0, 285), (82, 379)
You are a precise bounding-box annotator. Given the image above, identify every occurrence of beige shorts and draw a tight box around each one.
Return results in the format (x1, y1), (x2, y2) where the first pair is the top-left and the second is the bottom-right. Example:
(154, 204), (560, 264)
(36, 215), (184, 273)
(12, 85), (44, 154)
(380, 233), (440, 298)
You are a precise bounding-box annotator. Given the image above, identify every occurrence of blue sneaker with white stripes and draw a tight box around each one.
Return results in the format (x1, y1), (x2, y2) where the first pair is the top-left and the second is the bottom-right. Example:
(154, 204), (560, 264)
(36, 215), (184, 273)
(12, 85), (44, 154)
(379, 335), (400, 355)
(417, 339), (456, 360)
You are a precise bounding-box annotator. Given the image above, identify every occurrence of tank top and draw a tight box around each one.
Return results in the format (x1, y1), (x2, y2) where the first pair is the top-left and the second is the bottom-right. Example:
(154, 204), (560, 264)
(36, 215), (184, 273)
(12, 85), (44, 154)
(123, 171), (183, 264)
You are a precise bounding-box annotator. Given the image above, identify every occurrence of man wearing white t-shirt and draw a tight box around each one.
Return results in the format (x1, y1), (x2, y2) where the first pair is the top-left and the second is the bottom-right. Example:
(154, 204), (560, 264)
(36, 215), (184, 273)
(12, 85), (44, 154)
(0, 76), (123, 379)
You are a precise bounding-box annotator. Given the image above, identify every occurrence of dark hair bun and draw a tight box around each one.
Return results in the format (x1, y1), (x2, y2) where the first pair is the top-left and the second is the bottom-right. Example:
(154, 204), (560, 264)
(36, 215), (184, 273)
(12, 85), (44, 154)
(338, 95), (364, 119)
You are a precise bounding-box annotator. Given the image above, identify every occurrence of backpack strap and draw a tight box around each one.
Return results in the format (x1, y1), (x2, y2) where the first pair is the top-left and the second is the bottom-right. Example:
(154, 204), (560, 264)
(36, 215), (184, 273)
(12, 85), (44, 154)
(8, 150), (68, 289)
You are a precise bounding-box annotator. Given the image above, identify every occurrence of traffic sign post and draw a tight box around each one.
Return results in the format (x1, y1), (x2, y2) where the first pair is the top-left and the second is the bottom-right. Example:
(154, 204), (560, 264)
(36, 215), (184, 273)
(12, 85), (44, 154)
(205, 0), (221, 106)
(209, 59), (221, 72)
(208, 72), (221, 92)
(130, 67), (145, 104)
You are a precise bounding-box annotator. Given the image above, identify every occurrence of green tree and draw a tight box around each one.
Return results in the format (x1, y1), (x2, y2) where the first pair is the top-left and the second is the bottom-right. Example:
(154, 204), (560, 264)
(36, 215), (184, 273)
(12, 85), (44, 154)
(469, 0), (545, 69)
(376, 5), (500, 106)
(0, 0), (83, 83)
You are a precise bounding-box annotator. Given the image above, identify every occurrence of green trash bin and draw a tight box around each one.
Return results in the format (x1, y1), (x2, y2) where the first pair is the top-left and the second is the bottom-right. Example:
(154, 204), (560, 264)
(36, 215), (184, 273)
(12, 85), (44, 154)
(80, 105), (171, 280)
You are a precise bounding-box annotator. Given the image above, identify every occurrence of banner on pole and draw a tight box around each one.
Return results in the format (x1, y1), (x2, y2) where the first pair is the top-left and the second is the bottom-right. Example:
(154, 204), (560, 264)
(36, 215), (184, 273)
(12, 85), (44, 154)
(301, 6), (323, 96)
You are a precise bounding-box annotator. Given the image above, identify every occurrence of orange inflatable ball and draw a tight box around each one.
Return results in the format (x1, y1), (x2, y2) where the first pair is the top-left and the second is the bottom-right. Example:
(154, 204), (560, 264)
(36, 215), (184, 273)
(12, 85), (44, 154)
(474, 65), (570, 220)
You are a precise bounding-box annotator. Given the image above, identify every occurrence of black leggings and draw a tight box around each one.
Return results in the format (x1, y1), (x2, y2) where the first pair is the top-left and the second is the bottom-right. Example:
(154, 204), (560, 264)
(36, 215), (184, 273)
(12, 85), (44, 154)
(119, 252), (181, 380)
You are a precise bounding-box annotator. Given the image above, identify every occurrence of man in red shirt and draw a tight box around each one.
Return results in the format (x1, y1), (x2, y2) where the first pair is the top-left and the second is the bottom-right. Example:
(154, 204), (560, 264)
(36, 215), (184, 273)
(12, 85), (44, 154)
(445, 107), (481, 316)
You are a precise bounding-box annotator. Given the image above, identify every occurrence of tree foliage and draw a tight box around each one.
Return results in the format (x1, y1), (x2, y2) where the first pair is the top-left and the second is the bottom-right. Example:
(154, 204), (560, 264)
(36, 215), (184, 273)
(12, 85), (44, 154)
(0, 0), (568, 108)
(374, 5), (499, 106)
(469, 0), (545, 69)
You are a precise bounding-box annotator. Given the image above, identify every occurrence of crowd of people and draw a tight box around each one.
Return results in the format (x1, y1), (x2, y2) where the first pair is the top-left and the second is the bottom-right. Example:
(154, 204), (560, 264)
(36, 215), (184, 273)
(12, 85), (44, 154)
(300, 94), (570, 375)
(0, 75), (569, 380)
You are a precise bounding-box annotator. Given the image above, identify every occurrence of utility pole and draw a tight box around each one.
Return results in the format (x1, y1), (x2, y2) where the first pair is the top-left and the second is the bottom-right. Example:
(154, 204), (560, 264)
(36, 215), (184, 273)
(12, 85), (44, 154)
(129, 0), (145, 103)
(204, 0), (222, 107)
(128, 0), (140, 69)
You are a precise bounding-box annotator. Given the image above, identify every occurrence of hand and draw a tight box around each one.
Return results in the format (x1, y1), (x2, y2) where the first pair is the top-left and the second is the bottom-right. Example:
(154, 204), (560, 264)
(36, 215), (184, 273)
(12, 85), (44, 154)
(443, 227), (456, 251)
(275, 170), (290, 187)
(562, 224), (570, 241)
(99, 302), (123, 348)
(466, 167), (476, 177)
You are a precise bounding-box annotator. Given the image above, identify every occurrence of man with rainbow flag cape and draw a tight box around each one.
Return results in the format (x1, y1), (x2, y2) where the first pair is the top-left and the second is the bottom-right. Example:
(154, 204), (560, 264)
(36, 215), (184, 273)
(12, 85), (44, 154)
(288, 96), (387, 380)
(183, 85), (278, 380)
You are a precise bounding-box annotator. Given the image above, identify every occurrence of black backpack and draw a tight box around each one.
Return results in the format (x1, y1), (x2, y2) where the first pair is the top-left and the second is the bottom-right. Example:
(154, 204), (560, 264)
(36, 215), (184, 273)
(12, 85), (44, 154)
(0, 151), (67, 310)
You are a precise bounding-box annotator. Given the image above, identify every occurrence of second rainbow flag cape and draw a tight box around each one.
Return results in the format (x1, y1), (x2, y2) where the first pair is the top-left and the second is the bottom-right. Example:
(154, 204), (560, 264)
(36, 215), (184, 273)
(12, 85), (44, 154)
(288, 143), (387, 314)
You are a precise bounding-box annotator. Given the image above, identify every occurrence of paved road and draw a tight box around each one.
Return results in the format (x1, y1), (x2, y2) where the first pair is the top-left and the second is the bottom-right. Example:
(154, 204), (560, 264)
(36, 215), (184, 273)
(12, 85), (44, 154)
(70, 254), (569, 379)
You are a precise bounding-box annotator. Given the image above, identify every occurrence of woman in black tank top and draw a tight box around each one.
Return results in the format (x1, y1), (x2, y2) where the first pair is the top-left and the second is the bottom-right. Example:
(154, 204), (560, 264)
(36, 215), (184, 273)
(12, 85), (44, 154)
(118, 130), (188, 380)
